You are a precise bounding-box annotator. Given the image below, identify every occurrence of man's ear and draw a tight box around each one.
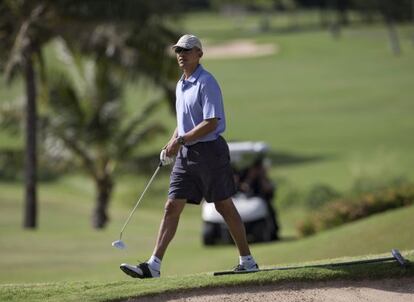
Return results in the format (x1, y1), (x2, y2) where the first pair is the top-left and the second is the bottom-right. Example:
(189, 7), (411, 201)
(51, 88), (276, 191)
(199, 50), (203, 58)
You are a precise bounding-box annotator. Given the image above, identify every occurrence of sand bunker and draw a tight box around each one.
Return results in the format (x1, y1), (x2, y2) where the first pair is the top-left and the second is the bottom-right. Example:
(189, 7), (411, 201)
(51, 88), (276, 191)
(203, 39), (278, 59)
(126, 277), (414, 302)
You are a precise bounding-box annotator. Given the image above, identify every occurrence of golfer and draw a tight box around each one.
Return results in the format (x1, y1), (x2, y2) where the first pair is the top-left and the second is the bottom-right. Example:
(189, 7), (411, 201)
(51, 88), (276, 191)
(120, 34), (258, 278)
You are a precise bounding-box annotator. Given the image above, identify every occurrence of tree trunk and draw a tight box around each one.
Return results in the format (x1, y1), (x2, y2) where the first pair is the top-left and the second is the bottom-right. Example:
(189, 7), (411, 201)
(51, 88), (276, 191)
(23, 49), (38, 229)
(385, 19), (401, 56)
(412, 0), (414, 46)
(259, 12), (271, 32)
(319, 2), (329, 28)
(329, 23), (341, 39)
(164, 84), (176, 114)
(329, 0), (341, 39)
(288, 8), (299, 31)
(337, 0), (349, 26)
(92, 176), (113, 229)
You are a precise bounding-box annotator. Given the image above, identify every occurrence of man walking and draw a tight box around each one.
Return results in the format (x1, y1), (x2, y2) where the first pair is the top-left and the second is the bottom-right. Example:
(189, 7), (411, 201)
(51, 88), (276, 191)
(120, 34), (258, 278)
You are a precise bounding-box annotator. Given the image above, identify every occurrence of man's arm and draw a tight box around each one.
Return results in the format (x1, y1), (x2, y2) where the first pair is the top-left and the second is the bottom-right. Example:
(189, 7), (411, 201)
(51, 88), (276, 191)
(164, 128), (178, 149)
(182, 118), (218, 143)
(165, 118), (218, 156)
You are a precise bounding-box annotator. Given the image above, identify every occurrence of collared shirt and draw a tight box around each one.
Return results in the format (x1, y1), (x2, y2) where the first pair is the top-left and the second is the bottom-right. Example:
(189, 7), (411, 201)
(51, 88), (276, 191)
(175, 64), (226, 145)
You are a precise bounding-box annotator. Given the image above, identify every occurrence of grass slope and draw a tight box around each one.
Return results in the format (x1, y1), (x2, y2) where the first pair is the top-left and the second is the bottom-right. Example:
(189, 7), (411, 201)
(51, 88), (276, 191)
(0, 251), (413, 302)
(1, 174), (413, 284)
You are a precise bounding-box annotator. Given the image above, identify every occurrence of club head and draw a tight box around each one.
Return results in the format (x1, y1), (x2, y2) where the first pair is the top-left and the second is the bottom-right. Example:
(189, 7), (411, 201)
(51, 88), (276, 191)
(391, 249), (408, 267)
(112, 240), (126, 250)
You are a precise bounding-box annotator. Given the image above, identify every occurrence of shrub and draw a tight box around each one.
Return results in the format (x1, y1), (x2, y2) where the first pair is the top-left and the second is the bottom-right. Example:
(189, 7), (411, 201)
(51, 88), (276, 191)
(351, 175), (408, 195)
(278, 183), (341, 210)
(277, 187), (304, 209)
(297, 184), (414, 237)
(0, 148), (72, 182)
(304, 184), (341, 209)
(0, 149), (23, 181)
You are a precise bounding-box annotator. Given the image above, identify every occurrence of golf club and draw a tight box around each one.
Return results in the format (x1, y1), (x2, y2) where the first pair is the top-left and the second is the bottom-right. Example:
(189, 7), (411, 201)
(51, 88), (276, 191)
(112, 162), (162, 250)
(214, 249), (409, 276)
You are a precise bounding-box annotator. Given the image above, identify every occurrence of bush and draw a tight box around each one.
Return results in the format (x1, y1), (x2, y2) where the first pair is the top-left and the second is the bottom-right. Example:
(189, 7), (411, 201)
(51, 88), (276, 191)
(297, 184), (414, 237)
(277, 187), (304, 209)
(304, 184), (341, 209)
(0, 148), (73, 182)
(0, 149), (23, 181)
(351, 175), (408, 195)
(277, 183), (341, 210)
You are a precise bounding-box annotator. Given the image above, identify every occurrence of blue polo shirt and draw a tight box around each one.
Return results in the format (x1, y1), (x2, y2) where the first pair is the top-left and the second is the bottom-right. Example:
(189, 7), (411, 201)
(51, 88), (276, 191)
(176, 64), (226, 145)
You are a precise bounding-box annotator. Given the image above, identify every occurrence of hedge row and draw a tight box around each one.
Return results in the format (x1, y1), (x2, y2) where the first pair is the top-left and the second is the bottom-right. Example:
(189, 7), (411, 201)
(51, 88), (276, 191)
(297, 184), (414, 237)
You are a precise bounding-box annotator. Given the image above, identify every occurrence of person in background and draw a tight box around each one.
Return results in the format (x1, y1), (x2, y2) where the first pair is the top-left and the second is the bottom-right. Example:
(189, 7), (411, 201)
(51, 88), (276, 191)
(238, 158), (279, 240)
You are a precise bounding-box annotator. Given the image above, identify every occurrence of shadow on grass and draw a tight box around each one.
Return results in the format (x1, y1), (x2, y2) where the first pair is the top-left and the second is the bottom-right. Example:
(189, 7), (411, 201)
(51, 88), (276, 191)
(276, 235), (297, 242)
(124, 150), (333, 174)
(269, 151), (333, 167)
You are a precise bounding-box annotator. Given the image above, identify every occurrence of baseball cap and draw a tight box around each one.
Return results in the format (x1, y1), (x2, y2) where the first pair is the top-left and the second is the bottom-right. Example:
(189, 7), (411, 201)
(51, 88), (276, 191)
(172, 34), (203, 50)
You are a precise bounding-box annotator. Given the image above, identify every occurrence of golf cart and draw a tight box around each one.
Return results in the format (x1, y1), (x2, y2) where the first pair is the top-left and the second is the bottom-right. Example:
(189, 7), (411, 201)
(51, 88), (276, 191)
(201, 141), (279, 245)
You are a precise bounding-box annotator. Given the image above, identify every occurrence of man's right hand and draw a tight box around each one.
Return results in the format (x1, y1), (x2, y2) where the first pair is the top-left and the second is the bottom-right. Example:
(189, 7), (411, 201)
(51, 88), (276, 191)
(165, 138), (181, 157)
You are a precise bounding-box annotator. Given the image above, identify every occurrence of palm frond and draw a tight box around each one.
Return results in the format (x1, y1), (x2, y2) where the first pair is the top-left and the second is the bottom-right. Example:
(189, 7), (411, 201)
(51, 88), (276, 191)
(0, 98), (24, 135)
(53, 38), (90, 103)
(4, 3), (47, 82)
(55, 131), (97, 177)
(114, 96), (163, 148)
(48, 72), (86, 131)
(114, 122), (166, 159)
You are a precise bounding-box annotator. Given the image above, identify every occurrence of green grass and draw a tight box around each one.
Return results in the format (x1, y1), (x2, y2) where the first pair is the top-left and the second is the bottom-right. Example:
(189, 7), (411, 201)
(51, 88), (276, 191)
(1, 172), (414, 284)
(206, 28), (414, 191)
(0, 251), (413, 302)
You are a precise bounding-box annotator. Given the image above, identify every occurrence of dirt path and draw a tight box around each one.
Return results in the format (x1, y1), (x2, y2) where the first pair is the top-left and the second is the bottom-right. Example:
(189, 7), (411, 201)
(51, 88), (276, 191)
(127, 277), (414, 302)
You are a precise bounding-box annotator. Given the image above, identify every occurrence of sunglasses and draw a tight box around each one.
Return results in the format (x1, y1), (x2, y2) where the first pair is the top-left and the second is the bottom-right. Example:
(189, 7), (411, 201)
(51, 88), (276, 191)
(174, 47), (192, 54)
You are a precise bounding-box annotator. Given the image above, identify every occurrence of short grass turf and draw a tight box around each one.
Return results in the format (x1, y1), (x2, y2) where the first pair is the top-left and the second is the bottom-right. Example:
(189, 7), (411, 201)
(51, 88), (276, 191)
(0, 252), (413, 302)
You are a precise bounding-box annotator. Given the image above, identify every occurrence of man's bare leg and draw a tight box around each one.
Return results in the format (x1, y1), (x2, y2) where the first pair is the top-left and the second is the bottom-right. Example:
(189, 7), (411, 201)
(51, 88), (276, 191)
(119, 199), (186, 278)
(214, 198), (251, 256)
(152, 198), (186, 260)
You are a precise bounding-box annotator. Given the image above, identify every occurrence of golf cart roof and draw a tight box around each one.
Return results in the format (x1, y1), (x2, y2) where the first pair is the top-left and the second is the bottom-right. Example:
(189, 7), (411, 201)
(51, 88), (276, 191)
(228, 141), (268, 155)
(228, 141), (269, 169)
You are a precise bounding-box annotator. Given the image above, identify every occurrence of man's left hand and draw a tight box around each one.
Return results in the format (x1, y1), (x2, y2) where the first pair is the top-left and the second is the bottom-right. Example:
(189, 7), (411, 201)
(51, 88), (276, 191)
(160, 149), (175, 166)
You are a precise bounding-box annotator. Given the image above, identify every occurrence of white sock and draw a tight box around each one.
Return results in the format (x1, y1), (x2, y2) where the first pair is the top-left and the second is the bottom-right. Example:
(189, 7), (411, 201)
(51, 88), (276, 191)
(239, 255), (256, 268)
(147, 255), (162, 272)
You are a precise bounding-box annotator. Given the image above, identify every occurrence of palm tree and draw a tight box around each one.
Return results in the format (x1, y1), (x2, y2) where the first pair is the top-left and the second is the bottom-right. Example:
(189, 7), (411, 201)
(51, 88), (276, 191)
(1, 1), (54, 228)
(69, 20), (179, 112)
(1, 0), (181, 229)
(42, 40), (166, 228)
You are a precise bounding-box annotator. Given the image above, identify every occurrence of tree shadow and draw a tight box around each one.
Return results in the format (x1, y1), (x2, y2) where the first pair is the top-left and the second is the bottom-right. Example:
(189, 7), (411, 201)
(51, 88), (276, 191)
(268, 151), (333, 167)
(276, 235), (297, 242)
(120, 150), (333, 178)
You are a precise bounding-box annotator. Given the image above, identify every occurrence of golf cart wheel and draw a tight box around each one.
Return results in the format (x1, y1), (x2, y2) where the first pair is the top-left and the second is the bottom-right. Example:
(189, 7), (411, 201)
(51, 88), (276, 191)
(202, 222), (218, 245)
(248, 219), (270, 243)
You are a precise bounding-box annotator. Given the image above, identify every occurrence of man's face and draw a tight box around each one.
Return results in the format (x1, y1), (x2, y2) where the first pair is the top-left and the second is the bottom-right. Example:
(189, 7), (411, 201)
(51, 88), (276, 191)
(175, 47), (202, 69)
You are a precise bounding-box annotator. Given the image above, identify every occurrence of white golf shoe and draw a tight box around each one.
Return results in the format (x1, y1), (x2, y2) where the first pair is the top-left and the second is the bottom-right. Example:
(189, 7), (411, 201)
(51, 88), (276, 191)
(233, 262), (259, 272)
(120, 262), (160, 279)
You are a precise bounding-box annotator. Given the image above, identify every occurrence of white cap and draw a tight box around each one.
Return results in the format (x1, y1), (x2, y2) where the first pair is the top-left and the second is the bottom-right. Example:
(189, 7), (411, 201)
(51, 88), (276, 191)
(172, 34), (202, 50)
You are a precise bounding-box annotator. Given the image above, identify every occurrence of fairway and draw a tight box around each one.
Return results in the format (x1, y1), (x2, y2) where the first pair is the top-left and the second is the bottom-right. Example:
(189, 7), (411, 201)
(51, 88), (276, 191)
(204, 29), (414, 191)
(1, 175), (414, 283)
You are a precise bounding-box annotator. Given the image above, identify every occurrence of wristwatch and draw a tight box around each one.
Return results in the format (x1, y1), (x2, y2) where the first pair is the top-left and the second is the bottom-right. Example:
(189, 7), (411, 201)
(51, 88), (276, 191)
(177, 136), (185, 145)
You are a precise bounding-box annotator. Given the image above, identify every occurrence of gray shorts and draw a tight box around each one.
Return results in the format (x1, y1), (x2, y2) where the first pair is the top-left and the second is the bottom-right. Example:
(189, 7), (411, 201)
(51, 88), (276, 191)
(168, 136), (236, 204)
